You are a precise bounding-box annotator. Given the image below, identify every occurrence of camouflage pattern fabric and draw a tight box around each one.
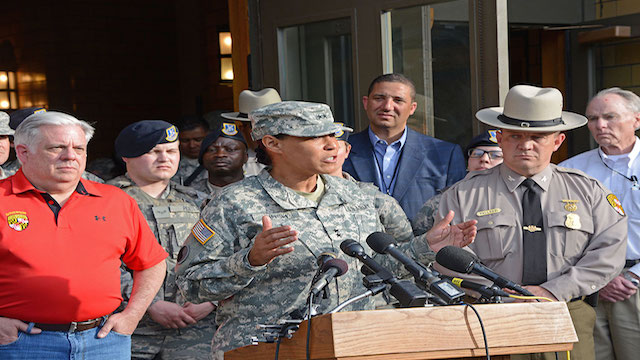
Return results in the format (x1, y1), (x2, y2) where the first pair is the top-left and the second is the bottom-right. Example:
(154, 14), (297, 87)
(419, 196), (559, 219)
(108, 175), (215, 359)
(173, 157), (208, 185)
(175, 170), (435, 358)
(411, 193), (442, 237)
(0, 167), (5, 180)
(250, 101), (351, 140)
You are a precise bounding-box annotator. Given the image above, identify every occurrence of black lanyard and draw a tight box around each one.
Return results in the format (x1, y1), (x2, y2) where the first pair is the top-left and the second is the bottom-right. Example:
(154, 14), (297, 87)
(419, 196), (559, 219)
(373, 142), (404, 195)
(598, 151), (639, 188)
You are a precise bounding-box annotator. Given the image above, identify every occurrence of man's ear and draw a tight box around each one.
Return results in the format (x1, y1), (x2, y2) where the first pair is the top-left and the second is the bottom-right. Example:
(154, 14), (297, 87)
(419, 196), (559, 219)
(15, 144), (29, 164)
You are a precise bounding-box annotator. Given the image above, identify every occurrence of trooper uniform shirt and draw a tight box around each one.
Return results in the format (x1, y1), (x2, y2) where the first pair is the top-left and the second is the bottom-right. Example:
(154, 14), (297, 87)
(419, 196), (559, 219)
(108, 175), (205, 332)
(437, 164), (628, 301)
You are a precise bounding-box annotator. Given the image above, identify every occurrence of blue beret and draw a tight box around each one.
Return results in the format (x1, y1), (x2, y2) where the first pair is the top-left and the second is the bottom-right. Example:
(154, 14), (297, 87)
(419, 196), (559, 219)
(10, 107), (47, 130)
(198, 122), (247, 165)
(465, 129), (499, 154)
(115, 120), (178, 158)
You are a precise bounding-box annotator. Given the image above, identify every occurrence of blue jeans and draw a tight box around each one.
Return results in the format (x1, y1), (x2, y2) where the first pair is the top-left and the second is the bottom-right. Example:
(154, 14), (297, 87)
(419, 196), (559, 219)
(0, 323), (131, 360)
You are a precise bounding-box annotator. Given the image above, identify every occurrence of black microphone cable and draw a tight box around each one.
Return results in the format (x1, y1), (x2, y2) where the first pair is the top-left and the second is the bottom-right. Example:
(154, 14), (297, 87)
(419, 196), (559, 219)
(464, 302), (490, 360)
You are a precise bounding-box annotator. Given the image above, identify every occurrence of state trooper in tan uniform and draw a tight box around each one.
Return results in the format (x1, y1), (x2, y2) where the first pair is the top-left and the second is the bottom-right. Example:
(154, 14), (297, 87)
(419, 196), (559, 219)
(110, 120), (214, 360)
(436, 85), (628, 360)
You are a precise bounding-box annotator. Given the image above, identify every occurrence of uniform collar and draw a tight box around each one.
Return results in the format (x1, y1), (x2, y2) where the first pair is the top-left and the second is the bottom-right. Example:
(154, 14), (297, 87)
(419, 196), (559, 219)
(256, 169), (353, 210)
(11, 168), (101, 197)
(500, 163), (554, 193)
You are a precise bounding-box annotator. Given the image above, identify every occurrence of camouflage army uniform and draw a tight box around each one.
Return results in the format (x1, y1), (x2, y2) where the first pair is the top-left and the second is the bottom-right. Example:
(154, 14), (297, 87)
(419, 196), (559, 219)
(2, 159), (104, 183)
(108, 175), (215, 360)
(411, 193), (442, 237)
(0, 167), (5, 180)
(188, 177), (224, 196)
(176, 170), (434, 359)
(173, 156), (208, 185)
(342, 172), (418, 247)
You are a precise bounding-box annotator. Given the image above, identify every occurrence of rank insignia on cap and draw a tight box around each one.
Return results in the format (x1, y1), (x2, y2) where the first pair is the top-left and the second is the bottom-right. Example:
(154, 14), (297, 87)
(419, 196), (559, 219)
(222, 122), (238, 136)
(6, 211), (29, 232)
(606, 194), (625, 216)
(488, 130), (498, 143)
(192, 219), (215, 245)
(165, 126), (178, 142)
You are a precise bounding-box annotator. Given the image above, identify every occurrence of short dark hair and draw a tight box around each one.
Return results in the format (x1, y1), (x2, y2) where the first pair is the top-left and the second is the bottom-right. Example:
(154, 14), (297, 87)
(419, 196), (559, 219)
(367, 73), (416, 101)
(175, 115), (209, 132)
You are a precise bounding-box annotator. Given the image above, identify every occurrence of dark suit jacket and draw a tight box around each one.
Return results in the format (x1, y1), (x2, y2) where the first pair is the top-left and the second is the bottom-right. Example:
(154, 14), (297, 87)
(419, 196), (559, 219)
(343, 128), (466, 221)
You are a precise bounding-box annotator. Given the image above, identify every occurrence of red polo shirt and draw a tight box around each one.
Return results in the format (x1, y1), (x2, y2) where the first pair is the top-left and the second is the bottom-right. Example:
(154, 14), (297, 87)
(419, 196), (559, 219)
(0, 170), (167, 323)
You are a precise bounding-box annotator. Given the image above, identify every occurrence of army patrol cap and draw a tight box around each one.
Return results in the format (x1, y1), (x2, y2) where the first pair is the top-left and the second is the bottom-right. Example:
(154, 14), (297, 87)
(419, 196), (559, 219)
(9, 107), (46, 130)
(476, 85), (587, 132)
(250, 101), (353, 140)
(198, 122), (247, 165)
(115, 120), (179, 158)
(0, 111), (13, 135)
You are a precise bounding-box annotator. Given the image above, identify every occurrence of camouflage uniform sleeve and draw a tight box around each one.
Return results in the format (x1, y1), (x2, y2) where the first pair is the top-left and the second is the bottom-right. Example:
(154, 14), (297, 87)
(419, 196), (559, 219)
(411, 194), (441, 237)
(175, 201), (266, 303)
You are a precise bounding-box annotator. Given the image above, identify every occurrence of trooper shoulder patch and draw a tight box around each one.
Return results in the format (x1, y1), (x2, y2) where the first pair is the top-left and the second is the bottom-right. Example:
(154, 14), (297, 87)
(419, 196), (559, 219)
(165, 125), (178, 142)
(191, 219), (215, 245)
(222, 122), (238, 136)
(606, 194), (625, 216)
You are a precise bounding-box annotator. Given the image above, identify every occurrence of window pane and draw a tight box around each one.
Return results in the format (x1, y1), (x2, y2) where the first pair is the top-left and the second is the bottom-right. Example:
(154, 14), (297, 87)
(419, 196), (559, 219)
(278, 18), (354, 128)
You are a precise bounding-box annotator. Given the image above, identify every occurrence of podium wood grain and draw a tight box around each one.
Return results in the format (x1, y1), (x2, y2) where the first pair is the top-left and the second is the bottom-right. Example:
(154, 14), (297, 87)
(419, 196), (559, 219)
(225, 302), (577, 360)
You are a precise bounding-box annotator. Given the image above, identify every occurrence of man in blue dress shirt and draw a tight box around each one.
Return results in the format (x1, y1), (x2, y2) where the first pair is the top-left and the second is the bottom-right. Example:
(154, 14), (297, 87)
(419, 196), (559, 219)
(343, 73), (466, 220)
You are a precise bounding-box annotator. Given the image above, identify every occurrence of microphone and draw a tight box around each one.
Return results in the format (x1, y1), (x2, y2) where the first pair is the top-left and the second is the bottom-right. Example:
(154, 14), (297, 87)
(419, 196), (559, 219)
(366, 232), (465, 304)
(436, 246), (533, 296)
(310, 258), (349, 297)
(446, 276), (511, 299)
(340, 239), (428, 307)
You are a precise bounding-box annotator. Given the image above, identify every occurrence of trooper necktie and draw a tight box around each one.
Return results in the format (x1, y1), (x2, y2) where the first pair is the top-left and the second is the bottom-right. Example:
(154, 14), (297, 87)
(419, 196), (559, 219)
(521, 178), (547, 285)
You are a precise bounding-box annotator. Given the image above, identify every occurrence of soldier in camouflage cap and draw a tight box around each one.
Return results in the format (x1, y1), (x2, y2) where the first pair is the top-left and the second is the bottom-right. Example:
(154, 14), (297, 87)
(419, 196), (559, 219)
(175, 102), (476, 359)
(109, 120), (214, 360)
(250, 101), (352, 140)
(0, 111), (13, 179)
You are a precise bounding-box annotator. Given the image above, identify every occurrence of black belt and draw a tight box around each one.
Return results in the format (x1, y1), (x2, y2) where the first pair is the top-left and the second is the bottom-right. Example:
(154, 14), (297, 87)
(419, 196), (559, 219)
(33, 316), (106, 333)
(625, 259), (640, 268)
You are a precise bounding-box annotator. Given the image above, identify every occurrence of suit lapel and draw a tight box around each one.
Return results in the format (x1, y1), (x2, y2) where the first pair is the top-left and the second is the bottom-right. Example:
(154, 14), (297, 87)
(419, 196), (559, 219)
(392, 129), (425, 200)
(347, 131), (378, 185)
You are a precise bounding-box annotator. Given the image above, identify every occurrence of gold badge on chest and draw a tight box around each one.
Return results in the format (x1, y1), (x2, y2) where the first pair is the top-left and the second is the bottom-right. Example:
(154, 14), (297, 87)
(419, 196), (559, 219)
(561, 199), (578, 212)
(565, 213), (581, 230)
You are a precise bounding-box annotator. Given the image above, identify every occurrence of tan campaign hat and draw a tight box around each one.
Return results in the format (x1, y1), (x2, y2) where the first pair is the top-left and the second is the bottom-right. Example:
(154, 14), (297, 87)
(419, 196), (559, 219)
(221, 88), (282, 122)
(476, 85), (587, 132)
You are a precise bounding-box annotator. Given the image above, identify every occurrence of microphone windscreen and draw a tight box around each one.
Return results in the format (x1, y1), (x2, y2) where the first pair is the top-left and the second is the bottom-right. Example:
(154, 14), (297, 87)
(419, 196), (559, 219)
(322, 258), (349, 276)
(366, 232), (394, 254)
(340, 239), (361, 257)
(436, 246), (475, 273)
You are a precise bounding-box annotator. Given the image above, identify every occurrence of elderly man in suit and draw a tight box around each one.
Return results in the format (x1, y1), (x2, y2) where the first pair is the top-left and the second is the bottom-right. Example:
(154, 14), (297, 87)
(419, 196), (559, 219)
(343, 73), (466, 220)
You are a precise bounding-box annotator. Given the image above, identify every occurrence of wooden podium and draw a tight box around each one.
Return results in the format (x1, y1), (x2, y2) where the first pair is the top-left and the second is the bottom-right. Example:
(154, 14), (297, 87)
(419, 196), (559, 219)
(225, 302), (577, 360)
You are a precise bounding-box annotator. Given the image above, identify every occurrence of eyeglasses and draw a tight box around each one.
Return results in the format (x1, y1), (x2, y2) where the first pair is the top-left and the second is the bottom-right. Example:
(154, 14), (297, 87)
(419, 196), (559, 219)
(468, 148), (503, 159)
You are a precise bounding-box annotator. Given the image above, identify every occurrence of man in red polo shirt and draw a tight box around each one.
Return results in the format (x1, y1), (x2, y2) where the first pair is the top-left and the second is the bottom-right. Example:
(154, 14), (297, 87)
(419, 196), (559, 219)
(0, 111), (168, 360)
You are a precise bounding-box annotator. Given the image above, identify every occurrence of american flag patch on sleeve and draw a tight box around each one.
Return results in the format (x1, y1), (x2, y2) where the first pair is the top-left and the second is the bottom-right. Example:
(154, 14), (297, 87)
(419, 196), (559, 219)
(192, 219), (215, 245)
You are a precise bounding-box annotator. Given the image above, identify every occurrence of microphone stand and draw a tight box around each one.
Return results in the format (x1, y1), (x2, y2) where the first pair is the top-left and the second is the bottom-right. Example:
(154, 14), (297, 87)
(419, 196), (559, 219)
(328, 283), (387, 314)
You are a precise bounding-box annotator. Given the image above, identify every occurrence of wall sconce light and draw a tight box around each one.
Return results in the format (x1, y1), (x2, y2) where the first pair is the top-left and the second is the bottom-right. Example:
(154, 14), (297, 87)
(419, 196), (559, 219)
(0, 41), (18, 110)
(218, 31), (233, 82)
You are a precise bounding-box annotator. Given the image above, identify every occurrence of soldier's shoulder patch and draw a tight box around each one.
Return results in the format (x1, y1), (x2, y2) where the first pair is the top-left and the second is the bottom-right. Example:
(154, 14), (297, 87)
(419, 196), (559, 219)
(222, 122), (238, 136)
(191, 219), (215, 245)
(606, 193), (625, 216)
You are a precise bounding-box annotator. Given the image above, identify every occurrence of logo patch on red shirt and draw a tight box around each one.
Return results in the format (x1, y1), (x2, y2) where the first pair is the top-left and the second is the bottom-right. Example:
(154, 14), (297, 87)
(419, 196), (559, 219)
(6, 211), (29, 231)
